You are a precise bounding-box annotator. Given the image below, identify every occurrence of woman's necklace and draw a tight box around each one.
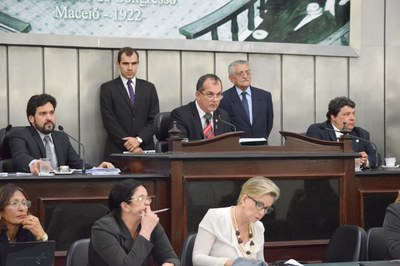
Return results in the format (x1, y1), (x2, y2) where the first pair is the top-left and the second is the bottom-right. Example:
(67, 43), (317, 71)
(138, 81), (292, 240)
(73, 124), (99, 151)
(232, 207), (254, 256)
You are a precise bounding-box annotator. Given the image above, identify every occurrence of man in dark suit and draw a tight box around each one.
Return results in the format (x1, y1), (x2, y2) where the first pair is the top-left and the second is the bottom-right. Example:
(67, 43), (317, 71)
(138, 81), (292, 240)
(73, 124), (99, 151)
(100, 47), (159, 161)
(170, 74), (232, 140)
(219, 60), (274, 141)
(9, 94), (113, 175)
(306, 96), (382, 168)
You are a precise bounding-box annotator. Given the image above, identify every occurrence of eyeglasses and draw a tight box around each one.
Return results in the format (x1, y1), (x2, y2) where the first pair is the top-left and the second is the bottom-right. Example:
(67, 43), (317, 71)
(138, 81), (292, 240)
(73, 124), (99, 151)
(247, 195), (273, 214)
(199, 91), (223, 100)
(7, 200), (32, 209)
(233, 70), (251, 78)
(127, 195), (154, 204)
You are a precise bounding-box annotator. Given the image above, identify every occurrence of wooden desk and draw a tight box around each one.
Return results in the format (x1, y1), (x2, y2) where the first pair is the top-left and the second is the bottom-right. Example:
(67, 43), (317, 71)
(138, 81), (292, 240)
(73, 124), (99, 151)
(114, 131), (361, 263)
(0, 173), (170, 266)
(356, 168), (400, 229)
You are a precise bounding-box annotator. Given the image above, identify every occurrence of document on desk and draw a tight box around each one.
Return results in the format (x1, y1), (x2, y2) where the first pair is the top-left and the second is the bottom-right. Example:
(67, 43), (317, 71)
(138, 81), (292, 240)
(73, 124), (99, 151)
(239, 138), (267, 146)
(85, 167), (121, 175)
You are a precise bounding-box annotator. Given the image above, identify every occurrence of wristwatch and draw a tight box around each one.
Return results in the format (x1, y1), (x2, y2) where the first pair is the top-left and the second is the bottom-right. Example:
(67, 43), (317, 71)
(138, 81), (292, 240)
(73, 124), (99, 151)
(136, 137), (143, 144)
(40, 233), (48, 242)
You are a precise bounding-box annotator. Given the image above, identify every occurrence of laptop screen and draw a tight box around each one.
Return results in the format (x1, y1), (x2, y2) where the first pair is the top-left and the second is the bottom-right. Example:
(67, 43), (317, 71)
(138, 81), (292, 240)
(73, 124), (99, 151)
(6, 240), (55, 266)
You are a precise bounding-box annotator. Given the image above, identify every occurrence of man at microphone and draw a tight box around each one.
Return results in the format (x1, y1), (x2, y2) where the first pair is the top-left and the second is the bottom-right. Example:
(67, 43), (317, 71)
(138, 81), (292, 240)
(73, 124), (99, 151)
(169, 74), (232, 140)
(306, 96), (381, 169)
(9, 94), (114, 175)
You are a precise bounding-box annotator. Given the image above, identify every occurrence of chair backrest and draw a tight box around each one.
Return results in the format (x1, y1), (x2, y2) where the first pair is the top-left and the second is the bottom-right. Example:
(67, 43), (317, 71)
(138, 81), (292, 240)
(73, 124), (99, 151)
(181, 233), (196, 266)
(0, 126), (24, 172)
(65, 238), (90, 266)
(323, 225), (366, 263)
(366, 227), (388, 261)
(154, 112), (171, 152)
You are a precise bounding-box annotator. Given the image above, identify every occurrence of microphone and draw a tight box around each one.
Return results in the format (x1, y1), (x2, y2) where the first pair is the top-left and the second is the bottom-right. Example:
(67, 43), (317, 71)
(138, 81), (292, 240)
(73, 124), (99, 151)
(58, 125), (86, 173)
(216, 113), (237, 132)
(318, 125), (380, 168)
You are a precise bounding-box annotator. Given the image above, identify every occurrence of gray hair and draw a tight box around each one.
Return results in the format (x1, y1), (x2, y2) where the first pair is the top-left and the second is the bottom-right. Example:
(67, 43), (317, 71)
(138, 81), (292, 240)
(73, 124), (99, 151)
(228, 60), (250, 76)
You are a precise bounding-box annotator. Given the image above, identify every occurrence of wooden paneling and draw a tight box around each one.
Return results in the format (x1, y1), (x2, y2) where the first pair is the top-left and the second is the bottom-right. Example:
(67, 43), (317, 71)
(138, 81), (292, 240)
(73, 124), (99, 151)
(8, 46), (43, 125)
(249, 53), (282, 145)
(282, 55), (314, 133)
(0, 46), (7, 126)
(79, 49), (112, 165)
(181, 51), (214, 106)
(148, 50), (181, 112)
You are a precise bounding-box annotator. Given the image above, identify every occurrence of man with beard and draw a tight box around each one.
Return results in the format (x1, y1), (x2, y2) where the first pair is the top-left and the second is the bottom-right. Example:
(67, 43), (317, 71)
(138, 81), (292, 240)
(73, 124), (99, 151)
(9, 94), (113, 175)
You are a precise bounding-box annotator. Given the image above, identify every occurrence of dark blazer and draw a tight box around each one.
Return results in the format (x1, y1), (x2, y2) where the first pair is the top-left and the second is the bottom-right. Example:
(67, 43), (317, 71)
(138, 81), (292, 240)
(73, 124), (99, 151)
(170, 101), (232, 141)
(0, 227), (35, 266)
(219, 86), (273, 140)
(100, 77), (159, 161)
(383, 203), (400, 260)
(9, 126), (86, 172)
(306, 120), (381, 168)
(88, 212), (180, 266)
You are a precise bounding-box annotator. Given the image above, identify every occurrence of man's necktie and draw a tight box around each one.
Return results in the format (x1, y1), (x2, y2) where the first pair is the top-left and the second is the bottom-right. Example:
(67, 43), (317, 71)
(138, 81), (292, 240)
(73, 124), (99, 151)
(241, 91), (250, 120)
(44, 135), (57, 169)
(203, 113), (214, 139)
(127, 80), (135, 107)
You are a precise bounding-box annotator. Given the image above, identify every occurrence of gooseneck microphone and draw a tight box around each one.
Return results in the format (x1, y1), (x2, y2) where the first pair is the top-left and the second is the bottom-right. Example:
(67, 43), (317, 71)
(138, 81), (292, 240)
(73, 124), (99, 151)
(318, 125), (380, 168)
(216, 113), (237, 132)
(58, 125), (86, 173)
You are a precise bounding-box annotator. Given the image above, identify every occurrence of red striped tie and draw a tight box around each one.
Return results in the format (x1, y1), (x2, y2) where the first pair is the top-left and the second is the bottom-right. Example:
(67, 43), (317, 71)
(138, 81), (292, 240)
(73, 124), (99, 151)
(203, 113), (214, 139)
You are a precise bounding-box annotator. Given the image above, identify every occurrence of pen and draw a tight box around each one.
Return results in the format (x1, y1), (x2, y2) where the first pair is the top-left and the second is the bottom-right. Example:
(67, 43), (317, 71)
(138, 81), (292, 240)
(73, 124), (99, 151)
(153, 208), (170, 214)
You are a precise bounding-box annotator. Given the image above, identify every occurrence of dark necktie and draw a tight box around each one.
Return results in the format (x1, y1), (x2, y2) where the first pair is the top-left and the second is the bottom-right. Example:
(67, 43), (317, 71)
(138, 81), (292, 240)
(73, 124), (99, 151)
(44, 135), (57, 169)
(241, 91), (250, 120)
(127, 80), (135, 107)
(203, 113), (214, 139)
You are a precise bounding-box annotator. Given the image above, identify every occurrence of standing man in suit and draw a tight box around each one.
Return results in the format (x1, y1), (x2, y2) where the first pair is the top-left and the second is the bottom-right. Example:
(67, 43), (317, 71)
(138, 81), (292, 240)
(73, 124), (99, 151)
(170, 74), (232, 140)
(219, 60), (274, 141)
(9, 94), (113, 175)
(100, 47), (159, 161)
(306, 96), (381, 168)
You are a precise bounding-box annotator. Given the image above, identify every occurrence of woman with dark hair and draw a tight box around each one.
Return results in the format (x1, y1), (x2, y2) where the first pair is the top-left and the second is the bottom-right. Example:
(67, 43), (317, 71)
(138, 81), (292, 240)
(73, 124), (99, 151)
(0, 183), (48, 265)
(88, 179), (180, 266)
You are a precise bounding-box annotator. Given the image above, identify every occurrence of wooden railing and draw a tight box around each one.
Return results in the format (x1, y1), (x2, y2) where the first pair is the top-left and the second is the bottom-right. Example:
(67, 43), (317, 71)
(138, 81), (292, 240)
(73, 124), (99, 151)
(179, 0), (259, 41)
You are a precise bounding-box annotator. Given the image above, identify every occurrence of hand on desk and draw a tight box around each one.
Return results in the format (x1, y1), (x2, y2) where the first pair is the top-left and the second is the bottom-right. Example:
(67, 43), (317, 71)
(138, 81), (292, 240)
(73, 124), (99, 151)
(359, 151), (368, 167)
(97, 161), (115, 168)
(29, 159), (43, 176)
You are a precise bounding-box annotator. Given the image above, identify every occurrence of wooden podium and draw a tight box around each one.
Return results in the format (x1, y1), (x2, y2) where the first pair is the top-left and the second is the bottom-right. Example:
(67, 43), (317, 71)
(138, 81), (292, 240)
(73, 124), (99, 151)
(114, 131), (360, 262)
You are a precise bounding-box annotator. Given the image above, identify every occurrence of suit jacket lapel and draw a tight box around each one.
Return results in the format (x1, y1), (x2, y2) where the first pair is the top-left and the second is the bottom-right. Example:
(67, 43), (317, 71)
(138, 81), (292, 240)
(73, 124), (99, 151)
(29, 126), (46, 158)
(116, 78), (133, 109)
(52, 133), (64, 165)
(250, 87), (259, 123)
(189, 102), (204, 138)
(327, 123), (338, 141)
(229, 89), (251, 125)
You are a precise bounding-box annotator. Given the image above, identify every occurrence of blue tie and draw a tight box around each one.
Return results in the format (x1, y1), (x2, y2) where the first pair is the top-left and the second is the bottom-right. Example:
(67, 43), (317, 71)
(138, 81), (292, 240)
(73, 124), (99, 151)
(127, 80), (135, 107)
(241, 91), (250, 120)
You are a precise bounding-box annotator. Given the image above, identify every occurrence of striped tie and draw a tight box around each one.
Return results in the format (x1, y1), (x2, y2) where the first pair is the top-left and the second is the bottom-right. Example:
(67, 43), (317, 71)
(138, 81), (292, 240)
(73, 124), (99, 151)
(203, 113), (214, 139)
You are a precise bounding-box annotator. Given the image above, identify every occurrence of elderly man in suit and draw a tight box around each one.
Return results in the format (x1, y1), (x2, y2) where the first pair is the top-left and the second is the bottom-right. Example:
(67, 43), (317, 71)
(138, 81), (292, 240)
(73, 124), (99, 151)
(219, 60), (274, 141)
(306, 96), (382, 169)
(170, 74), (232, 140)
(100, 47), (159, 161)
(9, 94), (113, 175)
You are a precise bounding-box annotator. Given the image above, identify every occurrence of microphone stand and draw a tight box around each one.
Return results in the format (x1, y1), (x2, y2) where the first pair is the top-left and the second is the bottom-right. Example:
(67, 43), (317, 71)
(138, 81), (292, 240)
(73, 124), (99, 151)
(58, 126), (86, 173)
